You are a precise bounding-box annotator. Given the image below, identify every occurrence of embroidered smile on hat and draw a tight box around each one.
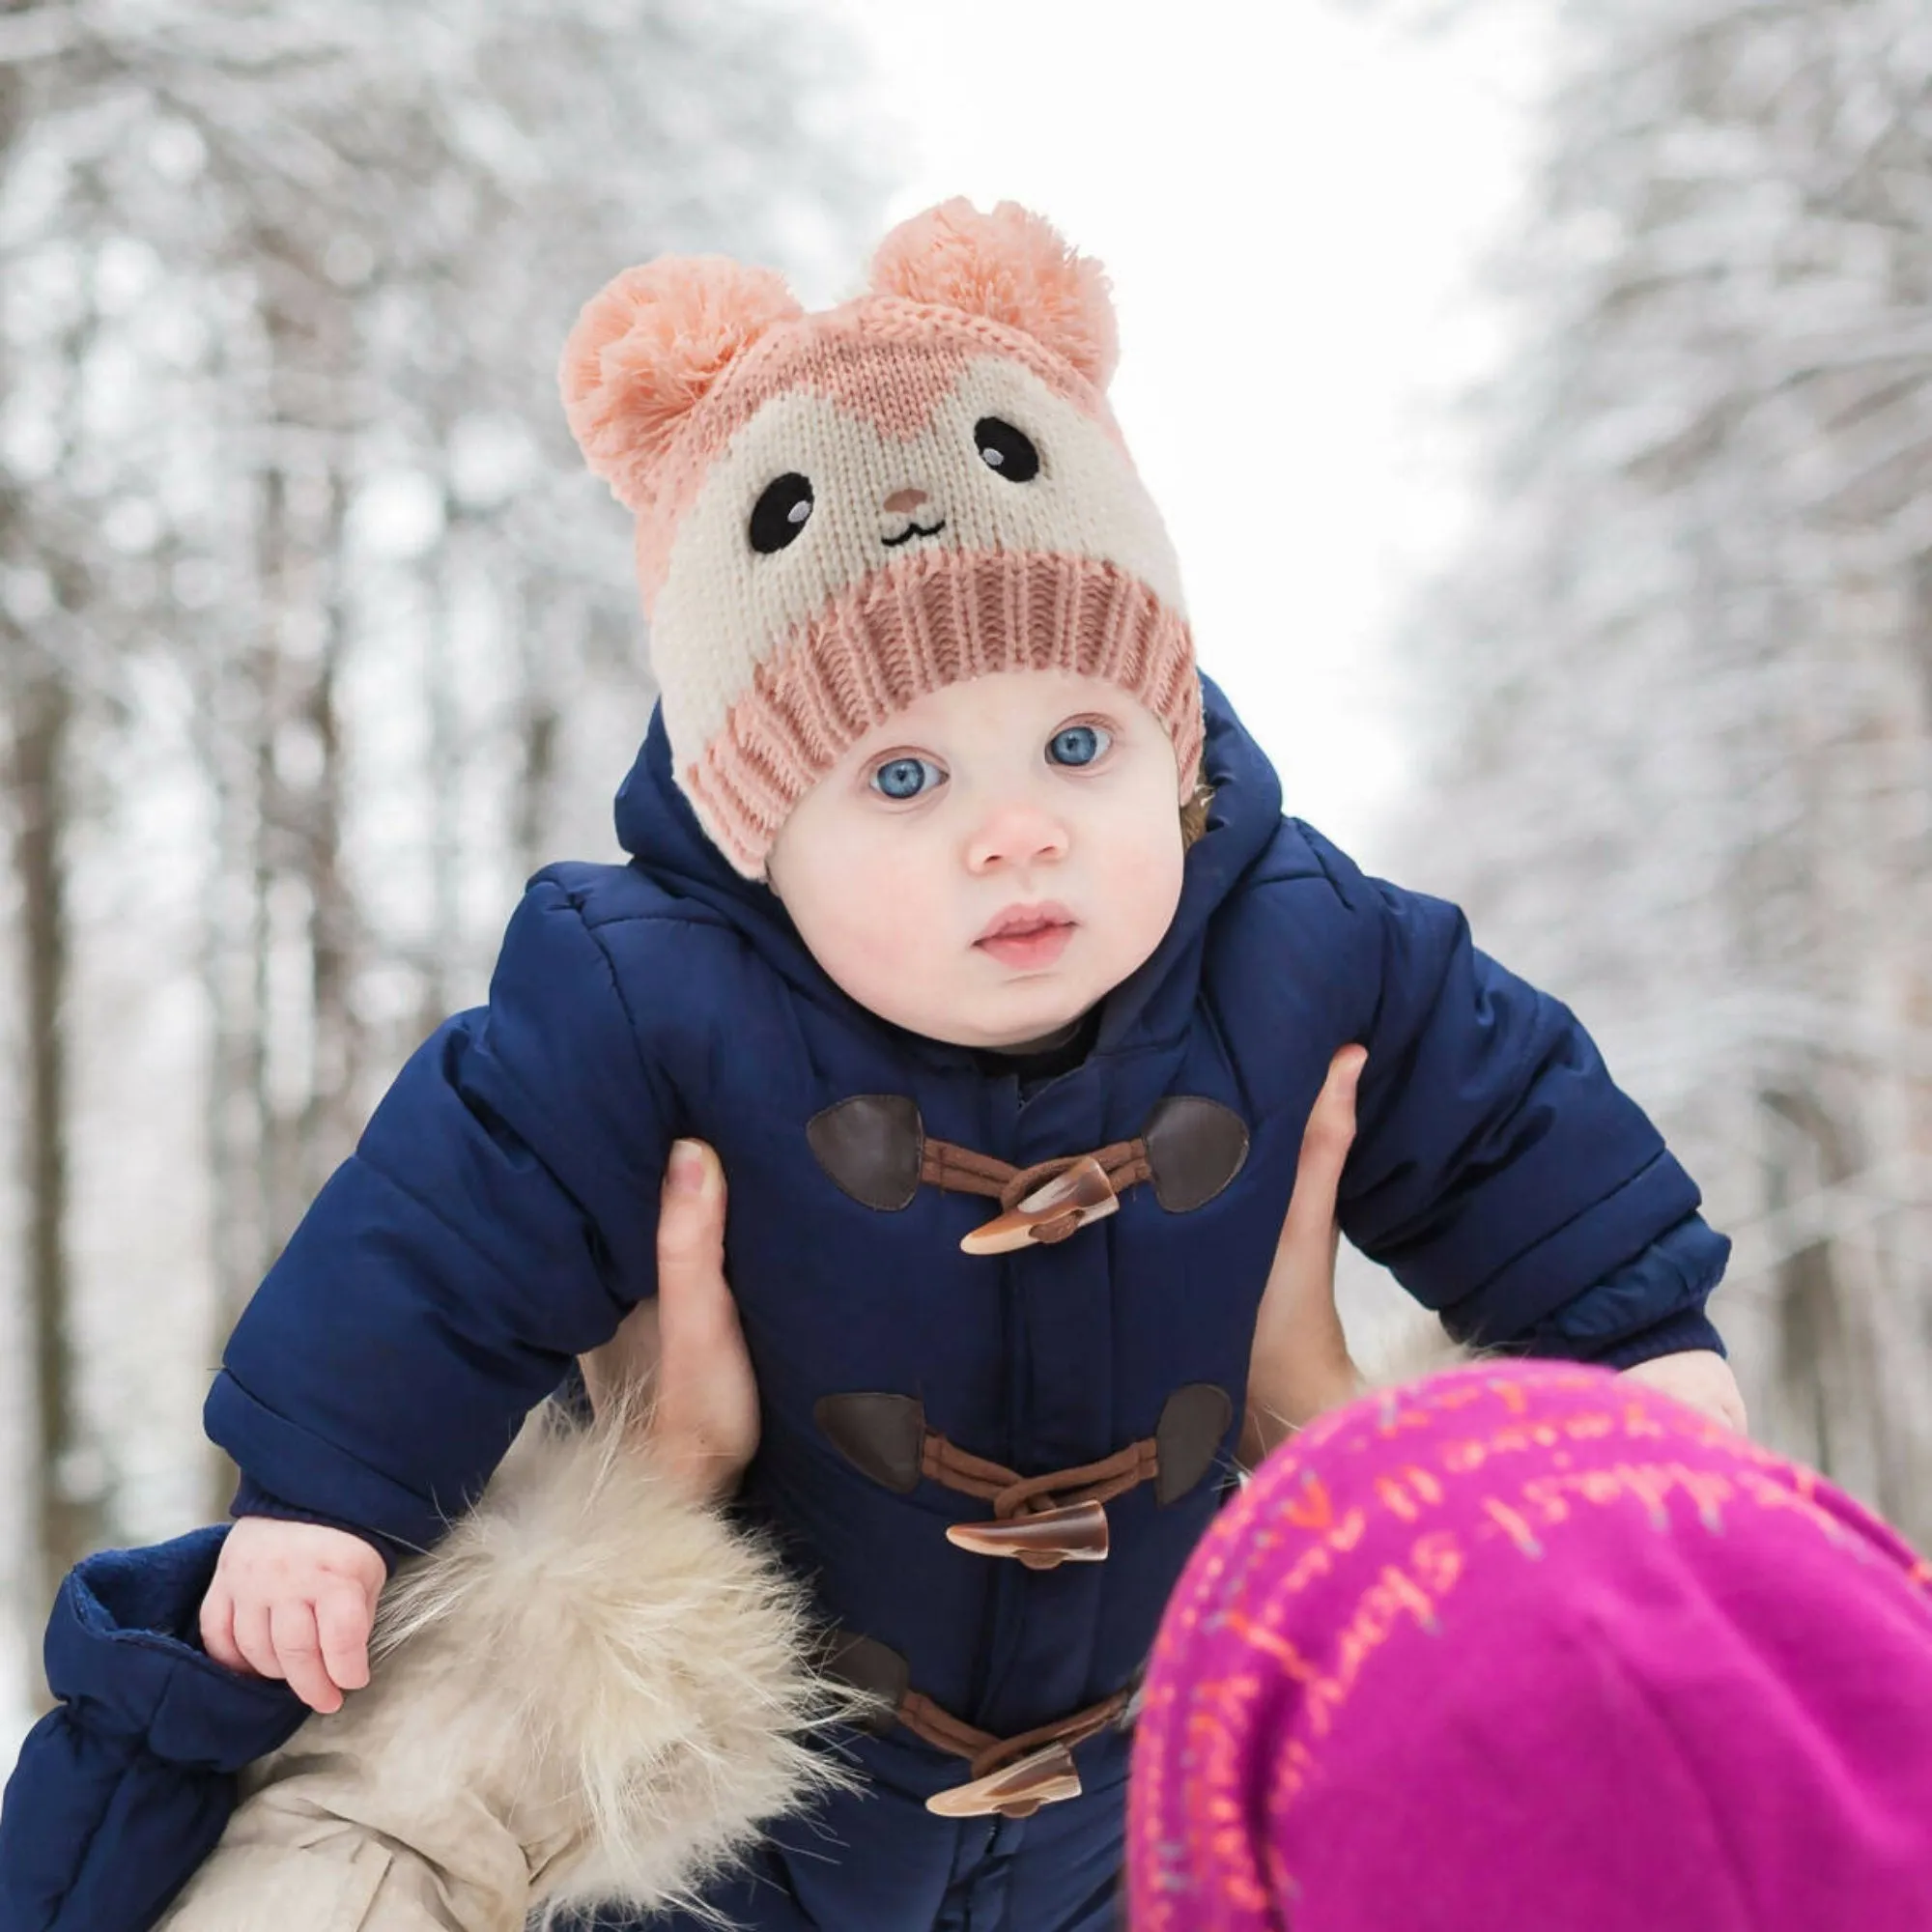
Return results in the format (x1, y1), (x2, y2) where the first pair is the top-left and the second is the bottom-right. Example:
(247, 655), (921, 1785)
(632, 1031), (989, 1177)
(559, 199), (1202, 877)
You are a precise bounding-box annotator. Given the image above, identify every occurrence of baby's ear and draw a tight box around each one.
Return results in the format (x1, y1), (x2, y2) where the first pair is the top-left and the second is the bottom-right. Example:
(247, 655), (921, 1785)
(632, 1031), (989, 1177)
(560, 257), (802, 510)
(868, 199), (1120, 391)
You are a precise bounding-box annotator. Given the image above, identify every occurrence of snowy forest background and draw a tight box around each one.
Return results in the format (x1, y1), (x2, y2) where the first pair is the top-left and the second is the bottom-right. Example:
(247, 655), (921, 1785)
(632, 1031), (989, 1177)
(3, 0), (1930, 1750)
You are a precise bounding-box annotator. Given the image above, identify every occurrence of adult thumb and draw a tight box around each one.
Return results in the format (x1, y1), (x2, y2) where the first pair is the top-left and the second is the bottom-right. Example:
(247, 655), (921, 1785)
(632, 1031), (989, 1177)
(657, 1138), (733, 1344)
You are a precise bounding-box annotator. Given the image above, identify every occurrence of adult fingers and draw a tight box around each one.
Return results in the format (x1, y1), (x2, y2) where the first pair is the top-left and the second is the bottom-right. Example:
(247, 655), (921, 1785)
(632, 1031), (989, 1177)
(1247, 1047), (1370, 1452)
(652, 1137), (760, 1498)
(270, 1598), (341, 1715)
(582, 1139), (731, 1421)
(315, 1582), (373, 1695)
(1274, 1046), (1365, 1269)
(1292, 1045), (1365, 1205)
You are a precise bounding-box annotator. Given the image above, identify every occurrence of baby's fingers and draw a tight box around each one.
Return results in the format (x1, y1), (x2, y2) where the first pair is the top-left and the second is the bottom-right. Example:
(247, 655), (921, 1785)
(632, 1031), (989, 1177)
(315, 1581), (373, 1695)
(270, 1598), (342, 1715)
(230, 1596), (280, 1684)
(198, 1581), (246, 1675)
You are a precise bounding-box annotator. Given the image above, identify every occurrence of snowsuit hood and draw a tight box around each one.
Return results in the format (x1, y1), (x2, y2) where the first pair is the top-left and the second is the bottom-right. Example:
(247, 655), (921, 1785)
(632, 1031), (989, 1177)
(611, 669), (1284, 1058)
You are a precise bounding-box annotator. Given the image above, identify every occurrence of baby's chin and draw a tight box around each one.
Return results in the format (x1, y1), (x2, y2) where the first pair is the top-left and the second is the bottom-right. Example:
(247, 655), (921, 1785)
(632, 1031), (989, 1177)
(883, 988), (1101, 1053)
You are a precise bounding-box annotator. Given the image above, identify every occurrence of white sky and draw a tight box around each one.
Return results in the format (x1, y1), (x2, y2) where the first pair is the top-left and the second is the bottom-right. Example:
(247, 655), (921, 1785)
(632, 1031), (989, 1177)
(815, 0), (1545, 864)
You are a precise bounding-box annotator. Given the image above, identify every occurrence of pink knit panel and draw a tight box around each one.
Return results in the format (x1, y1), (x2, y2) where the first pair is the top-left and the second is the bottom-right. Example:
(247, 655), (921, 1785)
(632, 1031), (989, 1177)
(686, 549), (1202, 876)
(632, 304), (1125, 606)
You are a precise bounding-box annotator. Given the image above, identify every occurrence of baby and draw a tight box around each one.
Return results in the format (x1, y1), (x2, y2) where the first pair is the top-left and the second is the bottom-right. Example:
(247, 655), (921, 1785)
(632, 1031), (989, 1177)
(3, 199), (1744, 1932)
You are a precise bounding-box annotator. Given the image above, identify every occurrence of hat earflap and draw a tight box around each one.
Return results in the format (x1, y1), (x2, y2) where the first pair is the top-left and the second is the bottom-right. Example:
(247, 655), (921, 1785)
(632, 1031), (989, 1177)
(867, 198), (1121, 392)
(559, 256), (802, 511)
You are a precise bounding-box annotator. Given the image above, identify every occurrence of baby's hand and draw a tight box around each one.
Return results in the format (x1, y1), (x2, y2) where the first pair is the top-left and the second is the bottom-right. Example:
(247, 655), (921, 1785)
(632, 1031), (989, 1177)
(199, 1516), (387, 1714)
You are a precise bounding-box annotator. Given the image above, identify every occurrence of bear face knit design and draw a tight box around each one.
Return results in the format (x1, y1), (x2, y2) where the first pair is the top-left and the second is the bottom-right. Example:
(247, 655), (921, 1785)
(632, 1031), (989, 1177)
(559, 199), (1202, 877)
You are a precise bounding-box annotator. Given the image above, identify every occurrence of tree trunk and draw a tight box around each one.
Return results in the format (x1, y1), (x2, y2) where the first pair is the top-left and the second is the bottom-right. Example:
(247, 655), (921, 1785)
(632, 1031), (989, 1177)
(10, 671), (107, 1622)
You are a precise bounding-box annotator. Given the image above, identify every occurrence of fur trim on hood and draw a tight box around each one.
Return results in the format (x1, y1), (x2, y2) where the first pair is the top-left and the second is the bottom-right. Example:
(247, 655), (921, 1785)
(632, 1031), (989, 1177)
(158, 1400), (867, 1932)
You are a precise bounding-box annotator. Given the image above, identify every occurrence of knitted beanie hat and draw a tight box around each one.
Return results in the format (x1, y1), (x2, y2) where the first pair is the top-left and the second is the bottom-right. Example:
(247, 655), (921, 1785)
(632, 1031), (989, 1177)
(558, 199), (1201, 877)
(1128, 1363), (1932, 1932)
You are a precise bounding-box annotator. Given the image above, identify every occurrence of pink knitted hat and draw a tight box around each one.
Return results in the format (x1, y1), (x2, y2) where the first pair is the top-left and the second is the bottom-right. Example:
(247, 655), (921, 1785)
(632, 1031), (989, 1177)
(558, 199), (1202, 877)
(1129, 1363), (1932, 1931)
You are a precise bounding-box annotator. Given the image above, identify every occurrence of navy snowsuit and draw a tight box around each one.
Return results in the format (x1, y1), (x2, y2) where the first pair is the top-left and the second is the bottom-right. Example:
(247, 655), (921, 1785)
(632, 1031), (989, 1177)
(0, 677), (1728, 1931)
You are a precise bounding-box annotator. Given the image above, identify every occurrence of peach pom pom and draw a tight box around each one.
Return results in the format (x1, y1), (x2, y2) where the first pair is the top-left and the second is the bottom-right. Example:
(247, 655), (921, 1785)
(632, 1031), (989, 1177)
(559, 257), (801, 511)
(867, 199), (1120, 391)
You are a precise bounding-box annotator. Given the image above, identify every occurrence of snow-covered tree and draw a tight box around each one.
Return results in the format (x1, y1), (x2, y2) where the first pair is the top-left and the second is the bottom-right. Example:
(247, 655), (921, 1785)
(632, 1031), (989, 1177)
(0, 0), (884, 1681)
(1398, 0), (1932, 1530)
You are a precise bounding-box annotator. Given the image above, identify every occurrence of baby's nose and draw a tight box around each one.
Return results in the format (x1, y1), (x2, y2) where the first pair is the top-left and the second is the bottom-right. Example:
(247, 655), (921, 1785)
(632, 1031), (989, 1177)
(883, 487), (928, 515)
(967, 800), (1069, 873)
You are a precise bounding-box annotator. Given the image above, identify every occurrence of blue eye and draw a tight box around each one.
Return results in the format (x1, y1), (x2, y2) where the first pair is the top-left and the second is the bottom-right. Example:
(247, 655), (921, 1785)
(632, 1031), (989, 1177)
(870, 755), (946, 800)
(1047, 724), (1110, 767)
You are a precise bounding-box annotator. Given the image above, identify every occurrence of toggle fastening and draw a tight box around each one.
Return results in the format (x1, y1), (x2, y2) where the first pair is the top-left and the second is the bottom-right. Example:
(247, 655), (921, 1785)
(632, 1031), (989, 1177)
(957, 1154), (1121, 1255)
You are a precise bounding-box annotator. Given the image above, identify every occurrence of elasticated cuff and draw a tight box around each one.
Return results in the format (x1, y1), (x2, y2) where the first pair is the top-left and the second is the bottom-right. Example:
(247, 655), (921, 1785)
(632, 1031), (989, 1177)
(1578, 1308), (1727, 1373)
(228, 1476), (407, 1576)
(206, 1369), (442, 1554)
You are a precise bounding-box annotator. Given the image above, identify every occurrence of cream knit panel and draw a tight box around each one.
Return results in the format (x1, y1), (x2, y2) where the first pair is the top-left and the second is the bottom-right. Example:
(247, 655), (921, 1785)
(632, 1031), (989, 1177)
(647, 352), (1186, 771)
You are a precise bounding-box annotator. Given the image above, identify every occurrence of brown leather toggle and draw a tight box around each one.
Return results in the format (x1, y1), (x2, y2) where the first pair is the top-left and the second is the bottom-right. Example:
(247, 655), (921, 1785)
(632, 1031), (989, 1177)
(927, 1432), (1158, 1569)
(823, 1631), (1137, 1819)
(945, 1498), (1110, 1568)
(814, 1386), (1236, 1524)
(956, 1153), (1123, 1254)
(904, 1686), (1133, 1819)
(915, 1136), (1151, 1255)
(923, 1741), (1084, 1819)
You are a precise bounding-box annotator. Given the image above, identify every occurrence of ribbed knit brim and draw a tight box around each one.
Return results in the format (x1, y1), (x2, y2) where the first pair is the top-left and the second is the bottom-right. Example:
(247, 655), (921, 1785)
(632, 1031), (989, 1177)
(683, 547), (1202, 877)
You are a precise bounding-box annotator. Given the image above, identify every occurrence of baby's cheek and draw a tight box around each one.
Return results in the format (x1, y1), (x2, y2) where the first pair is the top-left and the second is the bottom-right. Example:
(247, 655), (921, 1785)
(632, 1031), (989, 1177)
(1099, 833), (1184, 968)
(821, 886), (952, 1011)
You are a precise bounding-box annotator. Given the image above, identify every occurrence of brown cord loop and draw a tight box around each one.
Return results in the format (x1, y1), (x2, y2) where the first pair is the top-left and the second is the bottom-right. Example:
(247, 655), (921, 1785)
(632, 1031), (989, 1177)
(918, 1139), (1016, 1200)
(921, 1432), (1158, 1518)
(991, 1443), (1157, 1520)
(921, 1137), (1153, 1211)
(899, 1687), (1132, 1781)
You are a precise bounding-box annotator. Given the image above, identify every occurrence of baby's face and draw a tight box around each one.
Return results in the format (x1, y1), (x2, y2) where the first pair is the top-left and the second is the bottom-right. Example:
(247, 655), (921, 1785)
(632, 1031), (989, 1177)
(766, 669), (1186, 1050)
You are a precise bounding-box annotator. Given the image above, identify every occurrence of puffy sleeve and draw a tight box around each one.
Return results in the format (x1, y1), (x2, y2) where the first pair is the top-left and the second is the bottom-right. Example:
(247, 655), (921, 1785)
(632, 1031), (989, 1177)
(1298, 825), (1730, 1353)
(204, 870), (679, 1553)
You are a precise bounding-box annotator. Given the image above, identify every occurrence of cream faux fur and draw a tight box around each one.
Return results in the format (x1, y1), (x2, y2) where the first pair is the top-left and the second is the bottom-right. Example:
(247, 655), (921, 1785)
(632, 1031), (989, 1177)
(1354, 1311), (1485, 1391)
(157, 1401), (866, 1932)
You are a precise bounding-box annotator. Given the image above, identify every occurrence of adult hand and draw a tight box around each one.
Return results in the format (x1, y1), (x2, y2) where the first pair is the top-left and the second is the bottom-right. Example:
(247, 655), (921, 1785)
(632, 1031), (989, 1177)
(1240, 1045), (1368, 1465)
(579, 1138), (760, 1503)
(1620, 1348), (1749, 1434)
